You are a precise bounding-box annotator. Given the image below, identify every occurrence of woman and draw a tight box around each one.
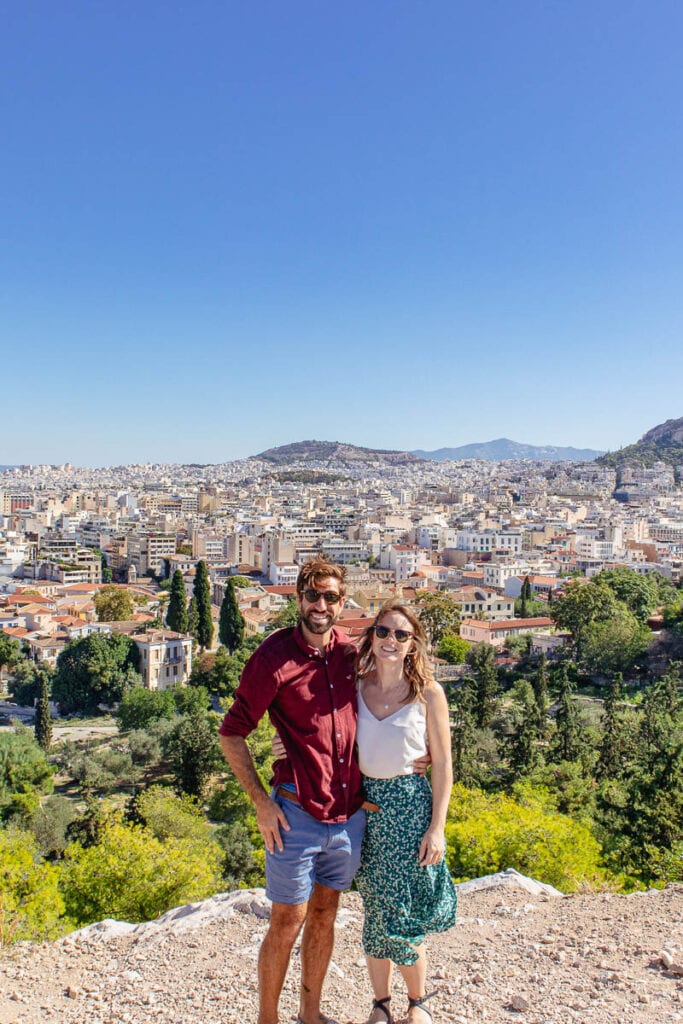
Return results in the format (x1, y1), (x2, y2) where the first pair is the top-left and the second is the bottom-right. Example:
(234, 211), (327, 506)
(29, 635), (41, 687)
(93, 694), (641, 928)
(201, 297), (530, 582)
(354, 599), (457, 1024)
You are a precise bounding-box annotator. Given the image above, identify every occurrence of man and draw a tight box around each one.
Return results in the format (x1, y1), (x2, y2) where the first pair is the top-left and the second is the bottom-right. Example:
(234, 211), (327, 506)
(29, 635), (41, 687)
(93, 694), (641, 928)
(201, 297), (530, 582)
(219, 559), (363, 1024)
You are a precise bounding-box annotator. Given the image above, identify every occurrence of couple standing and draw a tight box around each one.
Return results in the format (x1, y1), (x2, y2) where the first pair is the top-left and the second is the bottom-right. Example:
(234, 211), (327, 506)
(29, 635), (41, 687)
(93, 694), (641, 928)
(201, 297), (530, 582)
(219, 559), (457, 1024)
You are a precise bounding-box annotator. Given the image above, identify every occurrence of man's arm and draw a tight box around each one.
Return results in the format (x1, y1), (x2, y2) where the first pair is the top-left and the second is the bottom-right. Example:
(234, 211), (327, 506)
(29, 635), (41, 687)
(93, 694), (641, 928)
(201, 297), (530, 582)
(219, 734), (290, 854)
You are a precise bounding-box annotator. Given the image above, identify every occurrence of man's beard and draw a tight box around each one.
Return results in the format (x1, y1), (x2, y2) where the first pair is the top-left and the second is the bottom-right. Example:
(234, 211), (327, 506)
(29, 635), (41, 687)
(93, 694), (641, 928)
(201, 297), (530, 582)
(300, 609), (335, 634)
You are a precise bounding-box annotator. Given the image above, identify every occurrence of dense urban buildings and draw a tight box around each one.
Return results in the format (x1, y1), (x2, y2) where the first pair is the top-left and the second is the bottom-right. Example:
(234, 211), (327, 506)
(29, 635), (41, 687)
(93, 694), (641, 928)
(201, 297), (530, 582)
(1, 449), (681, 685)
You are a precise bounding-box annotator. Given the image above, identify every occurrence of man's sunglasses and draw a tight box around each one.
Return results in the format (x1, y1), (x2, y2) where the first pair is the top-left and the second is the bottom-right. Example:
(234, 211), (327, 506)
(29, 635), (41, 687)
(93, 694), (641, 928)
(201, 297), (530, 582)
(373, 625), (413, 643)
(302, 588), (342, 606)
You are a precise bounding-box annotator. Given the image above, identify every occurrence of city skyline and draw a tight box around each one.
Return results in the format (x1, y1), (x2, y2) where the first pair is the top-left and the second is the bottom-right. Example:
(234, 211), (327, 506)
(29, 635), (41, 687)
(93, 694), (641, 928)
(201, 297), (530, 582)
(3, 3), (683, 465)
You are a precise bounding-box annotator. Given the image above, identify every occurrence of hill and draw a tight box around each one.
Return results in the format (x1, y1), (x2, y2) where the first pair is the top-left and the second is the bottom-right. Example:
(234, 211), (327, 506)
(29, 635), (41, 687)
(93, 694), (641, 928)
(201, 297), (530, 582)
(254, 440), (424, 466)
(597, 416), (683, 470)
(1, 878), (680, 1023)
(413, 438), (604, 462)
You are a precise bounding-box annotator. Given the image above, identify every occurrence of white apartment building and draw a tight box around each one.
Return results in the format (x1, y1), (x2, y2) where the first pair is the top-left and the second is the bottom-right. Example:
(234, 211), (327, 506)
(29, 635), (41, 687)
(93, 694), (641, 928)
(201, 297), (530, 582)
(269, 562), (299, 586)
(320, 538), (369, 565)
(381, 544), (430, 582)
(126, 533), (176, 576)
(482, 562), (530, 590)
(455, 529), (523, 555)
(133, 630), (193, 690)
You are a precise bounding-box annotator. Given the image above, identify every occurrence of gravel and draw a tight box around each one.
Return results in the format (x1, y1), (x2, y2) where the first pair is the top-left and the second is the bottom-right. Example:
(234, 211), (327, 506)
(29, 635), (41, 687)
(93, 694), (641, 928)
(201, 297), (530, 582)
(1, 882), (682, 1024)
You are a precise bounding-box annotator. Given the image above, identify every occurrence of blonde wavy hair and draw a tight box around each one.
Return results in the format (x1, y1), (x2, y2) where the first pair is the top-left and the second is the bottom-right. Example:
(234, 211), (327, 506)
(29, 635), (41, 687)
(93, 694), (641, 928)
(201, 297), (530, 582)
(356, 598), (434, 701)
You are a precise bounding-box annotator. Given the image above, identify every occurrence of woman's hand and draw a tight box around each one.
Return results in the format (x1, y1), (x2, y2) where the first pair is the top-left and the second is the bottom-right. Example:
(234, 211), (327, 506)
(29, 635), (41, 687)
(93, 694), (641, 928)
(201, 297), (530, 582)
(271, 731), (286, 760)
(418, 826), (446, 867)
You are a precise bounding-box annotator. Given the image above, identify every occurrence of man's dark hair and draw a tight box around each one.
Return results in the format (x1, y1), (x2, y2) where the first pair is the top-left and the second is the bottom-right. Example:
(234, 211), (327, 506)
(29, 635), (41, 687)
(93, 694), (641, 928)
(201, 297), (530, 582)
(296, 559), (347, 597)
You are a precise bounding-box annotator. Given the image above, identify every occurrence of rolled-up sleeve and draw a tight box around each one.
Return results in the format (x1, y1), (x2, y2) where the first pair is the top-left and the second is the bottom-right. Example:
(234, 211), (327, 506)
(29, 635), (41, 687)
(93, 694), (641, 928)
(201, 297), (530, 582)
(218, 645), (279, 738)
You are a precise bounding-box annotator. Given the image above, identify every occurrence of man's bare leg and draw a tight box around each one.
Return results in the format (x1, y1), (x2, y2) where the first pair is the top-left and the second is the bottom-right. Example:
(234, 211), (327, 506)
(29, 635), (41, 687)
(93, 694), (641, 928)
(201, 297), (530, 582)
(258, 900), (309, 1024)
(298, 883), (341, 1024)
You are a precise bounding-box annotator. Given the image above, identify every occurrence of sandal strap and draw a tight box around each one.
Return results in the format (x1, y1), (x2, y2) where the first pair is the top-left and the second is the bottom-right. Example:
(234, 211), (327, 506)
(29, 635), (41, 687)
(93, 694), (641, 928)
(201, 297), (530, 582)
(408, 990), (438, 1015)
(372, 997), (393, 1022)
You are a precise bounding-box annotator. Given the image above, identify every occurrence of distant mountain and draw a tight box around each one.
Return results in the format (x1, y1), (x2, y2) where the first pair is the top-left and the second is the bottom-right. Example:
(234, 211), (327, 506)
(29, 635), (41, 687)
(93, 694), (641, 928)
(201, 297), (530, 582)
(254, 440), (423, 466)
(597, 416), (683, 469)
(413, 438), (604, 462)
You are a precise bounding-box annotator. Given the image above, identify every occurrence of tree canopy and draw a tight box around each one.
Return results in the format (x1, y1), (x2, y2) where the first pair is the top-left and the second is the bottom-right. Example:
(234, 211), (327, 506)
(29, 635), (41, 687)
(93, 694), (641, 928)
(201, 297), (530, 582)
(94, 585), (134, 622)
(52, 633), (141, 714)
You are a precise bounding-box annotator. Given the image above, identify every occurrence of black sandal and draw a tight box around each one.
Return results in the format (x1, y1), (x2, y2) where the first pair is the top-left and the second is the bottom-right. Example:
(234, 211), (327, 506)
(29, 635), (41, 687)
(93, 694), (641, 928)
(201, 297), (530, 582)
(407, 990), (438, 1022)
(368, 996), (393, 1024)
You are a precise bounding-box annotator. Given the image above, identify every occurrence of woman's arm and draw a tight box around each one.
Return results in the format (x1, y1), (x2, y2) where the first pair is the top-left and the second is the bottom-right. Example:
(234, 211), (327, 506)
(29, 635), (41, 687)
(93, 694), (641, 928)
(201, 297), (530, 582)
(419, 682), (453, 867)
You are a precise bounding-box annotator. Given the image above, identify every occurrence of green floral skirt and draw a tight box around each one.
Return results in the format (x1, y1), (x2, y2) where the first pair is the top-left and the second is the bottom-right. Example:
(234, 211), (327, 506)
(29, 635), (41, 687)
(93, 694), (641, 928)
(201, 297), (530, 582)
(355, 773), (457, 966)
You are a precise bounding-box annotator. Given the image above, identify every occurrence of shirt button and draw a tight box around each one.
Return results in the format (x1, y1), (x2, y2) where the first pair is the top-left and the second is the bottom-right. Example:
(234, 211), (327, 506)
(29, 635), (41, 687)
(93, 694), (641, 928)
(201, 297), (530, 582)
(342, 783), (347, 788)
(336, 733), (341, 738)
(339, 757), (344, 763)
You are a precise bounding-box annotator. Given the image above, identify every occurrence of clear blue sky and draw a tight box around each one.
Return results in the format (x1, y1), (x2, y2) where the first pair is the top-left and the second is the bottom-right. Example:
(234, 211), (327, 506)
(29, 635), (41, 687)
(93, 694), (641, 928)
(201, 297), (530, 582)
(2, 1), (682, 466)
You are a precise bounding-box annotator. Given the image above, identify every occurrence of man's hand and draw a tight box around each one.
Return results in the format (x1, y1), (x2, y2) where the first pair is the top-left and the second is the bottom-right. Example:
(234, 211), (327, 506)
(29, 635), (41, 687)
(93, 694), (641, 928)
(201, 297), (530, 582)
(271, 732), (286, 760)
(255, 796), (291, 854)
(412, 751), (431, 776)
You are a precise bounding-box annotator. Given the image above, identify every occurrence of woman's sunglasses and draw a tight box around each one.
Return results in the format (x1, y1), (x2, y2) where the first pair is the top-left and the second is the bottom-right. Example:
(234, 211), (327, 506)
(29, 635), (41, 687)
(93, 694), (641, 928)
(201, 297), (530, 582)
(373, 625), (413, 643)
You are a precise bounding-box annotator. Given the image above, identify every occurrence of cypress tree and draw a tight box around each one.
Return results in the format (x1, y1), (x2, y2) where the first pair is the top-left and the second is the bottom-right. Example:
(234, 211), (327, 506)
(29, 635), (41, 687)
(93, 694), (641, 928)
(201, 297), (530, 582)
(596, 672), (624, 779)
(166, 570), (189, 633)
(219, 578), (244, 654)
(520, 575), (532, 619)
(193, 560), (214, 652)
(532, 653), (549, 735)
(466, 643), (499, 728)
(551, 665), (582, 762)
(34, 671), (52, 753)
(187, 596), (199, 640)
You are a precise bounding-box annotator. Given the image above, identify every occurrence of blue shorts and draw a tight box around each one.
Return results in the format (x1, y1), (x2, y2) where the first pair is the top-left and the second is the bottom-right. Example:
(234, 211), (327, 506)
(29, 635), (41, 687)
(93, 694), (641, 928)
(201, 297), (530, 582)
(265, 791), (366, 905)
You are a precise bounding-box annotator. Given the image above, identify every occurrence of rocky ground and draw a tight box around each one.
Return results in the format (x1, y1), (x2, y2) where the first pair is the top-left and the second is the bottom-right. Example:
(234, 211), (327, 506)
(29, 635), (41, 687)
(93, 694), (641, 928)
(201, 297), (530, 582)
(1, 877), (682, 1024)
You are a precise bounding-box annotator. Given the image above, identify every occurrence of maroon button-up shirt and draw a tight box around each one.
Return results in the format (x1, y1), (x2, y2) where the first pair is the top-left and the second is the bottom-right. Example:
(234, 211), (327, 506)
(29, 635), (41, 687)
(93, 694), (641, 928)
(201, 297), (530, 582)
(218, 625), (363, 823)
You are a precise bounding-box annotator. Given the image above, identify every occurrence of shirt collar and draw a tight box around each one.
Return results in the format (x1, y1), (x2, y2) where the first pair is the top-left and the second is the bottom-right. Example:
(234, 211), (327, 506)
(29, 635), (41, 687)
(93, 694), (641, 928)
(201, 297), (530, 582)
(293, 623), (339, 657)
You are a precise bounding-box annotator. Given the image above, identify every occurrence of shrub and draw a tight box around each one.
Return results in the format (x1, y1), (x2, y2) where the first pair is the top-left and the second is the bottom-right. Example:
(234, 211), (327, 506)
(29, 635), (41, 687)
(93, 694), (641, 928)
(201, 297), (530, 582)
(445, 783), (606, 893)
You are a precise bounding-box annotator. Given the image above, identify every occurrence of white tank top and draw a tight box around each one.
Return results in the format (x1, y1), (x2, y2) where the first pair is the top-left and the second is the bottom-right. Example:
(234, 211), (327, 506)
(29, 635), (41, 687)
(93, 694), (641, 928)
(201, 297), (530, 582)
(356, 689), (428, 779)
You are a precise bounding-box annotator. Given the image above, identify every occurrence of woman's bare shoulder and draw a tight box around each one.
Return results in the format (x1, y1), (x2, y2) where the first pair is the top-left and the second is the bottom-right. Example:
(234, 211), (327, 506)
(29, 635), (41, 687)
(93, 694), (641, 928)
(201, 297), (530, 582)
(423, 680), (448, 710)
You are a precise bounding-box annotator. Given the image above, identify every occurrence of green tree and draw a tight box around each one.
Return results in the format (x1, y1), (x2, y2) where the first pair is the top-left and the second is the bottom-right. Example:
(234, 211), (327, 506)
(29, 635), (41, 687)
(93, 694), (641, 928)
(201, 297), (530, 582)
(594, 567), (660, 622)
(219, 579), (244, 653)
(71, 746), (140, 798)
(9, 658), (41, 706)
(52, 633), (140, 715)
(413, 591), (461, 648)
(34, 670), (52, 753)
(131, 785), (214, 844)
(550, 579), (619, 658)
(59, 816), (222, 926)
(436, 632), (470, 664)
(581, 606), (650, 675)
(165, 570), (189, 633)
(596, 673), (630, 780)
(0, 729), (54, 822)
(116, 686), (177, 731)
(166, 709), (224, 798)
(193, 560), (214, 651)
(450, 677), (480, 786)
(506, 680), (543, 776)
(0, 829), (65, 943)
(187, 595), (199, 638)
(445, 784), (605, 893)
(466, 643), (499, 728)
(94, 585), (135, 622)
(267, 598), (299, 632)
(550, 666), (583, 762)
(0, 632), (21, 676)
(28, 794), (78, 859)
(520, 575), (532, 619)
(532, 653), (549, 733)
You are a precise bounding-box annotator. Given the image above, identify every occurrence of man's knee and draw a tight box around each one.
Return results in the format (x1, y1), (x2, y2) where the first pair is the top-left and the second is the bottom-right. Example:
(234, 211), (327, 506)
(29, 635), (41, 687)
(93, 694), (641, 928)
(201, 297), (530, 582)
(267, 900), (309, 944)
(306, 884), (341, 924)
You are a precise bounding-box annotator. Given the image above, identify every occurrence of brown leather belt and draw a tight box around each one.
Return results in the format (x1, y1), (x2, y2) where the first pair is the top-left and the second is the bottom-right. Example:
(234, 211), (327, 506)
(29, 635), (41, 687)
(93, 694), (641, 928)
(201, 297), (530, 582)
(276, 785), (379, 813)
